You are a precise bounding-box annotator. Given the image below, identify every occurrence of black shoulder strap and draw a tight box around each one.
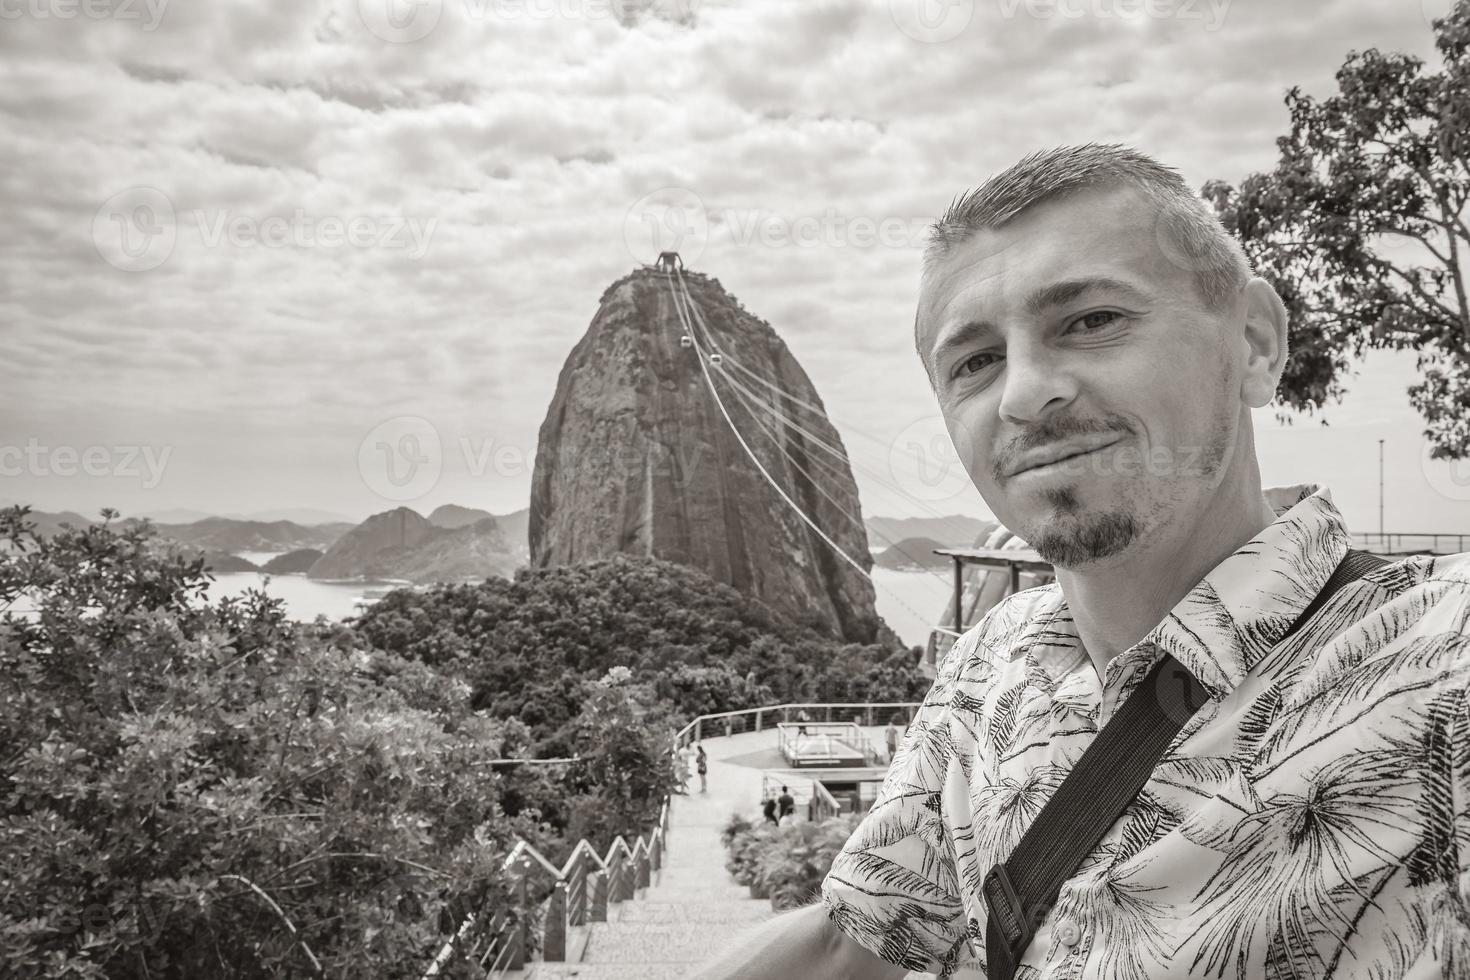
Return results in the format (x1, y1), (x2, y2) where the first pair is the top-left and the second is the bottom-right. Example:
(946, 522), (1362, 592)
(981, 547), (1389, 980)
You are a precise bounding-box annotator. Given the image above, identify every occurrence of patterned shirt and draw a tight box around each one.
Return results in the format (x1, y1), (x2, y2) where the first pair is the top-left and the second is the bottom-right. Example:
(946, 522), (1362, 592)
(822, 483), (1470, 979)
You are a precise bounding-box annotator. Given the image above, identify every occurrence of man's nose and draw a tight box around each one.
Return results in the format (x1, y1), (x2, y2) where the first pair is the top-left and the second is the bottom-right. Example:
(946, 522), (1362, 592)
(996, 342), (1078, 425)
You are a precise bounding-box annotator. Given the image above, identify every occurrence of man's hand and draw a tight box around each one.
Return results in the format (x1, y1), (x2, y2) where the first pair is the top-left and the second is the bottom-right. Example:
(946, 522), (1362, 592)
(683, 900), (910, 980)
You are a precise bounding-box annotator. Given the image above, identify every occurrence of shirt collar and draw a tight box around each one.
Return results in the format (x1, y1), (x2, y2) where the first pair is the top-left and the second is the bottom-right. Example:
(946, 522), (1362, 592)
(1006, 483), (1351, 700)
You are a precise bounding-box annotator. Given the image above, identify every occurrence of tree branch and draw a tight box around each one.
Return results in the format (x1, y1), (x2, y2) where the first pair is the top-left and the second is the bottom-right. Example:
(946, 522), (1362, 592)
(218, 874), (324, 977)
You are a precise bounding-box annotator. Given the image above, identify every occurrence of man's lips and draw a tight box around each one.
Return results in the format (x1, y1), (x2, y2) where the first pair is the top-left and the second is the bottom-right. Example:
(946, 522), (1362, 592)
(1007, 436), (1123, 477)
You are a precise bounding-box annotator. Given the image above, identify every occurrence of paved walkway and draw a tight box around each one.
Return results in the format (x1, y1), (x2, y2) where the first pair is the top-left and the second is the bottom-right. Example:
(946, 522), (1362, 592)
(521, 728), (931, 980)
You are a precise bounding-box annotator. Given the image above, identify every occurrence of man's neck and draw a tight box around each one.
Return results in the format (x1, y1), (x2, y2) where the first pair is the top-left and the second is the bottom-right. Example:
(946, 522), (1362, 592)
(1055, 487), (1279, 686)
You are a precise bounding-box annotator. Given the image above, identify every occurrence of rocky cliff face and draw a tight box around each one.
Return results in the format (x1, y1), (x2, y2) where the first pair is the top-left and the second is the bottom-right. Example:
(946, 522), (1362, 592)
(529, 267), (892, 646)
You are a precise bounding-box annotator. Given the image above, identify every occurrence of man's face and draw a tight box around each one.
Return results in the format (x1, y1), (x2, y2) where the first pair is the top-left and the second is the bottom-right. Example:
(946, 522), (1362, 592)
(916, 185), (1246, 569)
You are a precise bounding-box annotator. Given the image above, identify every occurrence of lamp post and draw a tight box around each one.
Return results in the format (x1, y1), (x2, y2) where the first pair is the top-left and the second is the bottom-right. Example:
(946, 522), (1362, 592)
(1378, 439), (1385, 547)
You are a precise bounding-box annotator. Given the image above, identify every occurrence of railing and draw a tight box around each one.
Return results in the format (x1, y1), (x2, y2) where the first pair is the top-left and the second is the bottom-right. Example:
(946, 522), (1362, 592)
(422, 800), (670, 978)
(774, 721), (882, 768)
(672, 702), (923, 746)
(1352, 532), (1468, 556)
(809, 779), (843, 823)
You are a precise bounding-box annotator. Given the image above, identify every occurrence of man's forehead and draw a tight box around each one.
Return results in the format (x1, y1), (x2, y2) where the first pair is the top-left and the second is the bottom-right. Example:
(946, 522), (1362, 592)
(917, 186), (1175, 349)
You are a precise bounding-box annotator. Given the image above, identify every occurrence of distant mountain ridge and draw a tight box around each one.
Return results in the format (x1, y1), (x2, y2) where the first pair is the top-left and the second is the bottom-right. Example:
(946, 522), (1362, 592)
(865, 515), (997, 551)
(309, 507), (521, 583)
(872, 536), (951, 571)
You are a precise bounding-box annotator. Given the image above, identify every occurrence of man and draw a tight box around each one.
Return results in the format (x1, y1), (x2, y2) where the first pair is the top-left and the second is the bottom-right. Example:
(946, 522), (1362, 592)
(685, 144), (1470, 979)
(763, 794), (780, 827)
(884, 717), (901, 763)
(777, 785), (796, 825)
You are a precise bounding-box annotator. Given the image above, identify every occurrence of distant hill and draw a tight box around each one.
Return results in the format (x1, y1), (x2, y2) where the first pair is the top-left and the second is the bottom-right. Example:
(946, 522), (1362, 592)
(309, 508), (521, 584)
(122, 517), (348, 554)
(873, 536), (950, 571)
(134, 508), (217, 524)
(866, 515), (997, 551)
(200, 552), (259, 573)
(262, 549), (323, 574)
(9, 509), (96, 539)
(493, 507), (529, 561)
(231, 508), (354, 525)
(428, 504), (495, 529)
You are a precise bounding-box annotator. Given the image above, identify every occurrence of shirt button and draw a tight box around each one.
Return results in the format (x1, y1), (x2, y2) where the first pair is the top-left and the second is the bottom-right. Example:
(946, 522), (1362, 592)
(1056, 920), (1081, 948)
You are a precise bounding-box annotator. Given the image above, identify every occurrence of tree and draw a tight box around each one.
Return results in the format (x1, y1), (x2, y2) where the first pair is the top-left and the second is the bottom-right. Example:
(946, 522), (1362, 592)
(1204, 2), (1470, 457)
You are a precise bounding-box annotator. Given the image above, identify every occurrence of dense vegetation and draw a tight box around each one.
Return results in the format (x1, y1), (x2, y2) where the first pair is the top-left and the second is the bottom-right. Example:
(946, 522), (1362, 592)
(351, 554), (928, 757)
(0, 508), (927, 978)
(721, 811), (862, 912)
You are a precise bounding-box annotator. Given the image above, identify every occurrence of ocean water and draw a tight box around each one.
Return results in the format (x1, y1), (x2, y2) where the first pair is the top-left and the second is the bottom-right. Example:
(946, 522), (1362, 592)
(869, 567), (952, 650)
(5, 551), (954, 648)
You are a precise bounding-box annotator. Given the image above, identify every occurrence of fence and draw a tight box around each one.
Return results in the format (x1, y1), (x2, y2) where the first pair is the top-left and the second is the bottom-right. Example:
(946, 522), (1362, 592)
(429, 701), (922, 977)
(672, 701), (923, 746)
(422, 801), (670, 978)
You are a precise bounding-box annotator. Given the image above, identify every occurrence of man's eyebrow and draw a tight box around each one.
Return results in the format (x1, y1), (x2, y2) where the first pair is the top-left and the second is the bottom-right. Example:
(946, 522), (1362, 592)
(1024, 276), (1152, 315)
(927, 276), (1153, 373)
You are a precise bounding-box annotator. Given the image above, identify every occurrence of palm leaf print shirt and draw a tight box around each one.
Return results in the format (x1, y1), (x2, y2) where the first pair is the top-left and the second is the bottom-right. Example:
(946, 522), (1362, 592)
(821, 483), (1470, 980)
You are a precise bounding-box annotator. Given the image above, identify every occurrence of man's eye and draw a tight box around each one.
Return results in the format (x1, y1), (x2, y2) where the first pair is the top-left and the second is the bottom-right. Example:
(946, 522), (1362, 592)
(1074, 310), (1124, 331)
(955, 351), (998, 377)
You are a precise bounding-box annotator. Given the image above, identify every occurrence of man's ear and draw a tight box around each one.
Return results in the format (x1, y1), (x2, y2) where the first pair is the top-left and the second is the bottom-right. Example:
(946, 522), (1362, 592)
(1239, 278), (1289, 409)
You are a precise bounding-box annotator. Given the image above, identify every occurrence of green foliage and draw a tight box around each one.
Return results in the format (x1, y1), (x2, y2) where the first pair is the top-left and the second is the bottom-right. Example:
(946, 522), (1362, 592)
(1204, 2), (1470, 456)
(0, 506), (545, 979)
(351, 555), (926, 752)
(719, 810), (863, 911)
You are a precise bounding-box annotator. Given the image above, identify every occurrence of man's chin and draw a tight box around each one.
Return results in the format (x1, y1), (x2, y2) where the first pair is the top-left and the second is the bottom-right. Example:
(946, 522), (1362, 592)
(1024, 510), (1140, 569)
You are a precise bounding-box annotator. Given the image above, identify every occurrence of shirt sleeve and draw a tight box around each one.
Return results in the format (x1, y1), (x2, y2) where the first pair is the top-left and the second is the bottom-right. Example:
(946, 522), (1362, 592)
(820, 633), (979, 975)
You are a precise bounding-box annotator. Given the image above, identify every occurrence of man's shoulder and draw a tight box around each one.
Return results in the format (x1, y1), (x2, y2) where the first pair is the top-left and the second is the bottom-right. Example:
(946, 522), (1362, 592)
(938, 581), (1065, 679)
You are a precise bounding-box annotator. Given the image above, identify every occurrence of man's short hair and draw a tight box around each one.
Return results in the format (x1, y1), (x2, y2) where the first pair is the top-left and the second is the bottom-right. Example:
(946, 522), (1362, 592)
(916, 144), (1253, 355)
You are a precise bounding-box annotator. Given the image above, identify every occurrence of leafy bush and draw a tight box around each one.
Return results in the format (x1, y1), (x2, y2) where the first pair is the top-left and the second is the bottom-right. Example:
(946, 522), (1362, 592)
(351, 555), (927, 749)
(0, 507), (546, 979)
(718, 809), (863, 911)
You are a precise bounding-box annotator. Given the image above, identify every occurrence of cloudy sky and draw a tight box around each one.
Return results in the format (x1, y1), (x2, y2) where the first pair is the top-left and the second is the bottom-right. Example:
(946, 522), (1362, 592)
(2, 0), (1467, 542)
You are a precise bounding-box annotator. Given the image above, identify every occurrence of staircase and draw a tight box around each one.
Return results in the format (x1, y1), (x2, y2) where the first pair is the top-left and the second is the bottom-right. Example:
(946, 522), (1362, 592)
(515, 723), (933, 979)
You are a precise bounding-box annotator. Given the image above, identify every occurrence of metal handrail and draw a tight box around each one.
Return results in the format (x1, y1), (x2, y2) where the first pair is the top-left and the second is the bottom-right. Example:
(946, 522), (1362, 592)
(422, 800), (671, 978)
(673, 701), (924, 745)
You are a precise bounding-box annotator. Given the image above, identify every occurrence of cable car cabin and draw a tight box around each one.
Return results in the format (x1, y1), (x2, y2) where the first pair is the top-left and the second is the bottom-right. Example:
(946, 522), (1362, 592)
(680, 334), (693, 348)
(709, 353), (723, 366)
